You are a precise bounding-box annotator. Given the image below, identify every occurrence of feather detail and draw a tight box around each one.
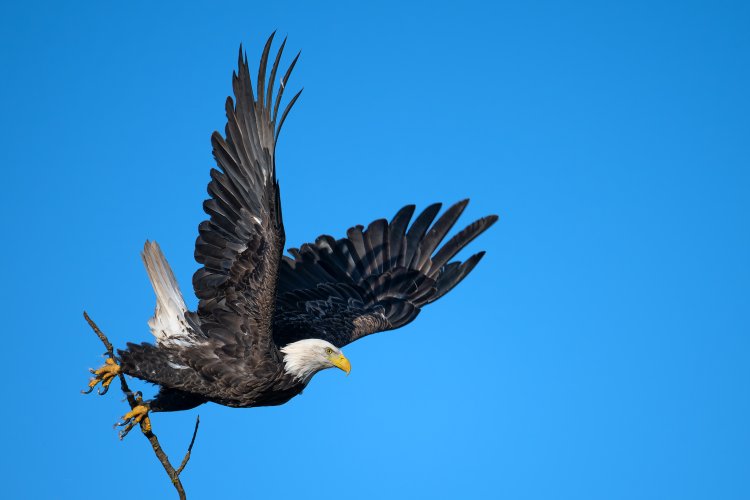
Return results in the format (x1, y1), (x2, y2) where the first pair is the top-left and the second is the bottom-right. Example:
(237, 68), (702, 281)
(142, 241), (196, 347)
(275, 201), (498, 347)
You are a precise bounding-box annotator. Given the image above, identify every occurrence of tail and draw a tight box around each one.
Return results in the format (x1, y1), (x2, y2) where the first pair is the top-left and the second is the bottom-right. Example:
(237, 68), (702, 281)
(141, 241), (194, 346)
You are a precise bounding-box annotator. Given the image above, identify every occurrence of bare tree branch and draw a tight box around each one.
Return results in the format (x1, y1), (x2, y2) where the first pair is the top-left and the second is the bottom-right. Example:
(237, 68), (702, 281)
(176, 416), (201, 477)
(83, 311), (199, 500)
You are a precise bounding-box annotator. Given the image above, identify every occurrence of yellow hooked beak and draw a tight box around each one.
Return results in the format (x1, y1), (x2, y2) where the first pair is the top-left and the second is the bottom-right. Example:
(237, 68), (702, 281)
(330, 353), (351, 375)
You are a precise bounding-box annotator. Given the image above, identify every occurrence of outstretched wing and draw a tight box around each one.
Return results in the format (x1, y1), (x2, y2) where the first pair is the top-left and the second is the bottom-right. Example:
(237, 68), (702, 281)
(273, 200), (497, 348)
(193, 33), (301, 357)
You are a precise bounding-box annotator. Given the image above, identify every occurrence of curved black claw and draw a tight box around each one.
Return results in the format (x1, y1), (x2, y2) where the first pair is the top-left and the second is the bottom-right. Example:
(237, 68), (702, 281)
(83, 358), (121, 395)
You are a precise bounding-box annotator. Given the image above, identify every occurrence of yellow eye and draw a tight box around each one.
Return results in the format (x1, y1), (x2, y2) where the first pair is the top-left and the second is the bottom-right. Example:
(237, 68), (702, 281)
(325, 347), (333, 355)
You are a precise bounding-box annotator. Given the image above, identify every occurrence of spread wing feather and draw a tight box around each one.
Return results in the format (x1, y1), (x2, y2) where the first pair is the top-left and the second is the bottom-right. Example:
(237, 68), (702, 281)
(273, 201), (498, 348)
(192, 33), (301, 356)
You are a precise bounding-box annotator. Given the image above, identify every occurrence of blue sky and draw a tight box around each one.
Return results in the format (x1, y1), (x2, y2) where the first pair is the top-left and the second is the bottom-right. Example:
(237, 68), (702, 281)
(1, 1), (748, 498)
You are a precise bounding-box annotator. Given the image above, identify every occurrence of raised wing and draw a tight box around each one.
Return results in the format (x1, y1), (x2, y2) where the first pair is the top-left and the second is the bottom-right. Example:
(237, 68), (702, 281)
(193, 33), (301, 356)
(273, 200), (497, 348)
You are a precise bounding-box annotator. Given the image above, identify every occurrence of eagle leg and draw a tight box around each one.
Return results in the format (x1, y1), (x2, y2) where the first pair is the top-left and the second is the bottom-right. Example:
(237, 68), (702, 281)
(115, 392), (152, 439)
(82, 357), (121, 395)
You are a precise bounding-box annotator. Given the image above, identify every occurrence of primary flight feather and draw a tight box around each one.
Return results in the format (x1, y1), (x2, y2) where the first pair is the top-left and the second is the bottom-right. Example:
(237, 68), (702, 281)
(86, 33), (498, 426)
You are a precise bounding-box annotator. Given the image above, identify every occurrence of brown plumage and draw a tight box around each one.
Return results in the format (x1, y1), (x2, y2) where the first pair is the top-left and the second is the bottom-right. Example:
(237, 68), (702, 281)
(115, 33), (498, 413)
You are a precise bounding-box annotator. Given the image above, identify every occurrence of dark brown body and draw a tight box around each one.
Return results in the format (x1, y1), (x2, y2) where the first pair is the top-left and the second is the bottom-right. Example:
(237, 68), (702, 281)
(120, 341), (305, 412)
(113, 35), (496, 415)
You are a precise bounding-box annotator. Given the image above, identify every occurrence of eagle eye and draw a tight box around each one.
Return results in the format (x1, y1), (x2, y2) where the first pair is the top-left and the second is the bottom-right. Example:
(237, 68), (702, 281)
(325, 347), (333, 355)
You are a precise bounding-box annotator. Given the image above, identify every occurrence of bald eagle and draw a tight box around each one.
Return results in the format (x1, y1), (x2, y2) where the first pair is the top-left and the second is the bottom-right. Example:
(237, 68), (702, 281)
(86, 33), (498, 430)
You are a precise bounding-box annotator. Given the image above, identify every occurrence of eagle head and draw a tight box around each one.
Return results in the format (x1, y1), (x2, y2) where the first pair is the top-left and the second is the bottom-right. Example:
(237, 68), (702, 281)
(280, 339), (351, 382)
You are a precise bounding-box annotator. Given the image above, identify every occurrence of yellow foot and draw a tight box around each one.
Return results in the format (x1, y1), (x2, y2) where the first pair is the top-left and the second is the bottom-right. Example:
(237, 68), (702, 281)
(83, 357), (121, 395)
(115, 393), (152, 439)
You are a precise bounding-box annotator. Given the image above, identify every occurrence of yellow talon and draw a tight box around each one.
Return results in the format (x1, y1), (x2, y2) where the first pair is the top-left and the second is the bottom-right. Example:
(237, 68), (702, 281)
(83, 358), (121, 395)
(123, 405), (149, 423)
(116, 393), (152, 439)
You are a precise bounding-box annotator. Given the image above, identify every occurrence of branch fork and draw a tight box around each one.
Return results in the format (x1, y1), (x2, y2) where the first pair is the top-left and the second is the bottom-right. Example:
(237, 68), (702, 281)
(83, 311), (200, 500)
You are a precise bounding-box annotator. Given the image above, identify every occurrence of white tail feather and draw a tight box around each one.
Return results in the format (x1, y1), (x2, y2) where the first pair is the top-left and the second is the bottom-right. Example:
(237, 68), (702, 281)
(142, 241), (193, 346)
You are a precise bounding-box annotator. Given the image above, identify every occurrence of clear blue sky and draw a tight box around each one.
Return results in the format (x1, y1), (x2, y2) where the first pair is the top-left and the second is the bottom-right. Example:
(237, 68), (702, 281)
(1, 1), (748, 499)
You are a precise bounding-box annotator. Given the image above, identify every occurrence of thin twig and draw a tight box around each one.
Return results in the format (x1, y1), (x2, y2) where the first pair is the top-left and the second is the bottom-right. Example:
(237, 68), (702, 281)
(176, 416), (201, 476)
(83, 311), (113, 353)
(83, 311), (199, 500)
